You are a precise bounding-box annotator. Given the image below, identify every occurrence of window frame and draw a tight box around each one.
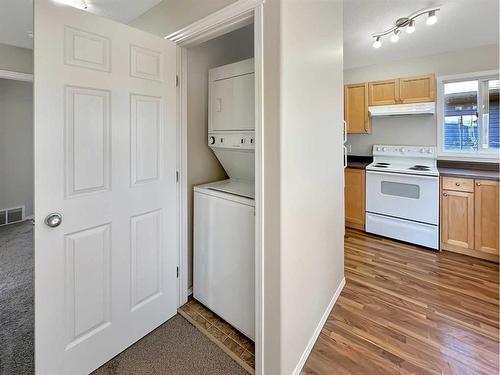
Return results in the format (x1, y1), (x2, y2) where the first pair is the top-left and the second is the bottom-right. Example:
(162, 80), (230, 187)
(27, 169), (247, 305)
(437, 70), (500, 161)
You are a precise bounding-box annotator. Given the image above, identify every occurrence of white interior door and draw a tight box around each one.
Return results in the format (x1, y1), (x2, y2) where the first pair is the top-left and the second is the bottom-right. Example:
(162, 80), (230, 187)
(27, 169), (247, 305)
(34, 1), (178, 374)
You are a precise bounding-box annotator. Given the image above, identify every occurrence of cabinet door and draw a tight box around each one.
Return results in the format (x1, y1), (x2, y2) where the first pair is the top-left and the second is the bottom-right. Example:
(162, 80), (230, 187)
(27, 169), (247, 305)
(368, 79), (399, 105)
(345, 168), (365, 230)
(344, 83), (370, 134)
(441, 189), (474, 250)
(399, 74), (435, 103)
(475, 180), (499, 255)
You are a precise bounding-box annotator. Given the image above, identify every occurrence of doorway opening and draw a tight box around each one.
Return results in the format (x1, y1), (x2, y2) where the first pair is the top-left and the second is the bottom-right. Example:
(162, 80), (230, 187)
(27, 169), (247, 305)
(0, 73), (34, 374)
(175, 23), (256, 372)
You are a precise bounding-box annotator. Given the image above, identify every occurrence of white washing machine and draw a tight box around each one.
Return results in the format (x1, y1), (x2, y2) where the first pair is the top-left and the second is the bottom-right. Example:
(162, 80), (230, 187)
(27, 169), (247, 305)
(193, 180), (255, 340)
(193, 58), (255, 340)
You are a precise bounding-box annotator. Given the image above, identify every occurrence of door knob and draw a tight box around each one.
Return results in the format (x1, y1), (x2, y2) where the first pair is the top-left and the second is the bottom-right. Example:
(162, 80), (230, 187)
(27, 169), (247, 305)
(44, 213), (62, 228)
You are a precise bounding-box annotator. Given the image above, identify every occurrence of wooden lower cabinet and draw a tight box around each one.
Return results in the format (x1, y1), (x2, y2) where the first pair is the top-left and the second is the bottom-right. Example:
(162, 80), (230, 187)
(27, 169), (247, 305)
(441, 190), (475, 250)
(345, 168), (365, 230)
(475, 180), (499, 255)
(440, 177), (499, 262)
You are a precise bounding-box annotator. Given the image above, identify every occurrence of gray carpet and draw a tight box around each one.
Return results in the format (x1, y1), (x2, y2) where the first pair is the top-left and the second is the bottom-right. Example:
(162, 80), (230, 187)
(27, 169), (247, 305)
(92, 314), (248, 375)
(0, 220), (34, 375)
(0, 221), (246, 375)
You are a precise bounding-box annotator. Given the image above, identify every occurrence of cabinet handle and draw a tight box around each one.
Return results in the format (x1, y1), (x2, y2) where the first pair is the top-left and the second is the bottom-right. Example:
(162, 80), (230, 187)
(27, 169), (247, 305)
(443, 193), (448, 196)
(476, 182), (481, 186)
(455, 182), (460, 186)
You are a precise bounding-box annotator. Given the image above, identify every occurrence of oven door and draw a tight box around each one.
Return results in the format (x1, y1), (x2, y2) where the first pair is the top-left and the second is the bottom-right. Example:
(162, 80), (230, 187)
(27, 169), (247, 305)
(366, 171), (439, 225)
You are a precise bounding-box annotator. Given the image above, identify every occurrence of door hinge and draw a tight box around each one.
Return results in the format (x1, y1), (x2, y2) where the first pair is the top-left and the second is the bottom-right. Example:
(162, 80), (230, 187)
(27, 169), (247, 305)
(176, 75), (179, 87)
(176, 266), (179, 278)
(176, 171), (179, 182)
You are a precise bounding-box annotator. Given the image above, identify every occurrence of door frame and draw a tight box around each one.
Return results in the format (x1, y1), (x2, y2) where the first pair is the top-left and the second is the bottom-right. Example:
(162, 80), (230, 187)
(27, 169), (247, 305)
(165, 0), (264, 373)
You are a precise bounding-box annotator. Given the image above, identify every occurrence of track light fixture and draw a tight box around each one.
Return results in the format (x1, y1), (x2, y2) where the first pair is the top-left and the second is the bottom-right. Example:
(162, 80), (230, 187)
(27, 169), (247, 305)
(371, 7), (440, 48)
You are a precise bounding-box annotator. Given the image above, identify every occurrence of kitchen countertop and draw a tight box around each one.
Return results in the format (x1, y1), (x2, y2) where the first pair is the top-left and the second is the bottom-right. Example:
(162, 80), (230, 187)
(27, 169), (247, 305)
(346, 155), (372, 170)
(437, 161), (499, 181)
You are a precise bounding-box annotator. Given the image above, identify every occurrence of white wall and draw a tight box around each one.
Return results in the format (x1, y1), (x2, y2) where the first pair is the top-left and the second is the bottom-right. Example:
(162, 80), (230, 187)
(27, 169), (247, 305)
(280, 0), (344, 373)
(345, 43), (500, 155)
(129, 0), (238, 37)
(0, 78), (33, 217)
(186, 24), (254, 288)
(0, 43), (33, 74)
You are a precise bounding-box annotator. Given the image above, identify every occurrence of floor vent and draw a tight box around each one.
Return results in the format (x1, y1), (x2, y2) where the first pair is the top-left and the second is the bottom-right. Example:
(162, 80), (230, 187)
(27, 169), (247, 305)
(0, 206), (25, 226)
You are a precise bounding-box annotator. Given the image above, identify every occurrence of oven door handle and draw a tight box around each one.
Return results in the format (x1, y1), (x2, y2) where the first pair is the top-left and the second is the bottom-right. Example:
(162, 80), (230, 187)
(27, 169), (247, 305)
(366, 170), (439, 180)
(343, 145), (347, 169)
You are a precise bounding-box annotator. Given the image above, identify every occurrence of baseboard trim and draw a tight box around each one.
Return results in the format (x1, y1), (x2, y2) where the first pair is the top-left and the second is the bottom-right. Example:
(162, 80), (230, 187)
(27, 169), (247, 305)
(292, 277), (346, 375)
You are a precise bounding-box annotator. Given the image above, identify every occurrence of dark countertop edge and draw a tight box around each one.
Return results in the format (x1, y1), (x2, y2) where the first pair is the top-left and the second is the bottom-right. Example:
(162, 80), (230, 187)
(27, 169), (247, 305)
(437, 168), (499, 181)
(346, 155), (372, 169)
(437, 160), (499, 181)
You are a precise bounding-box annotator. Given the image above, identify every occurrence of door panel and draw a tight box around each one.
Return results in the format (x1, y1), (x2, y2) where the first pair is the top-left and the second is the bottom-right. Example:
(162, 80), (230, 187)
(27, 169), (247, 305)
(344, 83), (370, 134)
(441, 190), (474, 250)
(34, 1), (178, 374)
(65, 224), (112, 348)
(368, 79), (399, 105)
(399, 74), (436, 103)
(475, 180), (499, 254)
(65, 86), (111, 196)
(344, 168), (365, 230)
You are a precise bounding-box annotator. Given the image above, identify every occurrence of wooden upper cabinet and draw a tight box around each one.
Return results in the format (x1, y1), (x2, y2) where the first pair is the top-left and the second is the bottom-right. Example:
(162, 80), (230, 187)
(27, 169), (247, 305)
(368, 79), (399, 106)
(474, 180), (499, 255)
(345, 168), (365, 230)
(399, 74), (436, 103)
(441, 189), (475, 251)
(344, 83), (370, 134)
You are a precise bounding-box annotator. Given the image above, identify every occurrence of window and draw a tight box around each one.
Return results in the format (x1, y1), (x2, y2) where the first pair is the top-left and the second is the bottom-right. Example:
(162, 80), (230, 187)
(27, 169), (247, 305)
(438, 72), (500, 158)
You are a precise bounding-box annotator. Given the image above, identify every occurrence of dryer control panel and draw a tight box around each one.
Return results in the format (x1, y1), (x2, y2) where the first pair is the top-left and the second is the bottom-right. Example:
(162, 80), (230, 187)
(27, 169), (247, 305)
(208, 132), (255, 150)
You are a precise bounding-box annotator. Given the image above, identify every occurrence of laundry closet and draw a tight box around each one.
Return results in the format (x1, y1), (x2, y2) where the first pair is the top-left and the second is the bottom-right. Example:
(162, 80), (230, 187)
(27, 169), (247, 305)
(181, 23), (256, 349)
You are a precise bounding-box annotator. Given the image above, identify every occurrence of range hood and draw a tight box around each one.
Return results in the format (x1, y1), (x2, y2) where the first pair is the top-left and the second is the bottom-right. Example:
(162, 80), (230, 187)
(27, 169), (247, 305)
(369, 102), (435, 117)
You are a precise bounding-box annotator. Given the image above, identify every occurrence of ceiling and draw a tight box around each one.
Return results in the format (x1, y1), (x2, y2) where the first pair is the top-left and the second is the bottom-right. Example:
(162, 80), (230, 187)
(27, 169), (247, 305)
(344, 0), (500, 69)
(2, 0), (499, 64)
(0, 0), (163, 50)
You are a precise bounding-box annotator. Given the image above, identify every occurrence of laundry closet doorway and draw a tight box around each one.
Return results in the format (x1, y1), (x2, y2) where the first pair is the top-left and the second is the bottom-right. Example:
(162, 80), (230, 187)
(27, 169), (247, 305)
(167, 2), (264, 373)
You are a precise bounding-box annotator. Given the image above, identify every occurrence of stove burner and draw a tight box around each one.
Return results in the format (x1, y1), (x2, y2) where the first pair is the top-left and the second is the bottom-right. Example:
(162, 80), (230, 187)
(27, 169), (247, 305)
(373, 164), (389, 168)
(409, 165), (430, 171)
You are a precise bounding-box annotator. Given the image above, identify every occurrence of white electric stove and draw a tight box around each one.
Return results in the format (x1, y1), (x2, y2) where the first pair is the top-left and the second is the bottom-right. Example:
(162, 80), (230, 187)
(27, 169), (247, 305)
(365, 145), (439, 249)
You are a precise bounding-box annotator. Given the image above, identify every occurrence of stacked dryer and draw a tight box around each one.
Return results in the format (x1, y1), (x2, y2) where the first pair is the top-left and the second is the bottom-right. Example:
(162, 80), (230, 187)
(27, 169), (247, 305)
(193, 58), (255, 340)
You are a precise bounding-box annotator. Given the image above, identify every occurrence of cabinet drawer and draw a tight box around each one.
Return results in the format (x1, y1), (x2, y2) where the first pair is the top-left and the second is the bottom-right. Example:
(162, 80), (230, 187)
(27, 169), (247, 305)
(442, 177), (474, 192)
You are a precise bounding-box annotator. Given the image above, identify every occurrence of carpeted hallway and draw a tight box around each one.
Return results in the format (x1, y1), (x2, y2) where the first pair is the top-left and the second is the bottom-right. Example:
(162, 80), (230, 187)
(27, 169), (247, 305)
(0, 220), (34, 375)
(93, 315), (248, 375)
(0, 221), (248, 375)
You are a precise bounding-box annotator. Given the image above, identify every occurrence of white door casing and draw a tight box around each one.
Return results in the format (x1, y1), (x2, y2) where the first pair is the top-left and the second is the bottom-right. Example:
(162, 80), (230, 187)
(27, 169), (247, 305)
(34, 1), (178, 374)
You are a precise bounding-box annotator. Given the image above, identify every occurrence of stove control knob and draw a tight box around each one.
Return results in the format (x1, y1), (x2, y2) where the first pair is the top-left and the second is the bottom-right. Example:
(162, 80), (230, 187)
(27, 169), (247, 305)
(376, 147), (381, 151)
(420, 148), (426, 153)
(427, 149), (433, 154)
(400, 147), (406, 153)
(382, 147), (387, 152)
(209, 136), (215, 145)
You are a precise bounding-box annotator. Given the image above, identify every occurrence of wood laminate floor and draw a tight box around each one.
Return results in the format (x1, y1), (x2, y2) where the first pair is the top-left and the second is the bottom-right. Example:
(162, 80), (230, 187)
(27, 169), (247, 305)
(301, 229), (499, 375)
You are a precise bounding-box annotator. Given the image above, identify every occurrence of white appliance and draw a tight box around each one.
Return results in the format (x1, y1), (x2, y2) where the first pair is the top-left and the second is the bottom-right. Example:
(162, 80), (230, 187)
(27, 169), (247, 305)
(369, 102), (435, 117)
(365, 145), (439, 249)
(194, 58), (255, 340)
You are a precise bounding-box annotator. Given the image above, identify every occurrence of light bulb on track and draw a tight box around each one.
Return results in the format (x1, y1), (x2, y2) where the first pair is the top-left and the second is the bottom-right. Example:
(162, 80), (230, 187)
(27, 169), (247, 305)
(390, 29), (400, 42)
(427, 10), (438, 25)
(406, 20), (415, 33)
(373, 37), (382, 48)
